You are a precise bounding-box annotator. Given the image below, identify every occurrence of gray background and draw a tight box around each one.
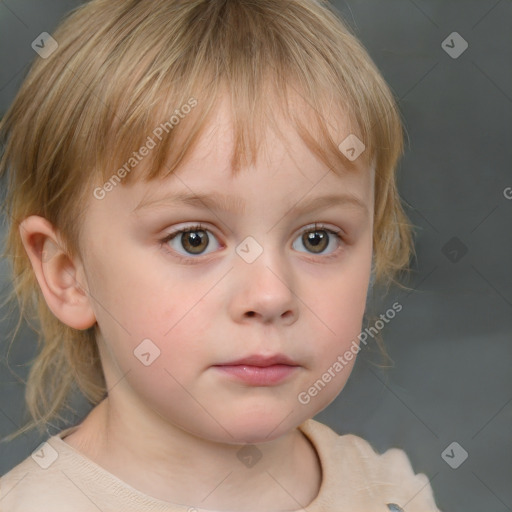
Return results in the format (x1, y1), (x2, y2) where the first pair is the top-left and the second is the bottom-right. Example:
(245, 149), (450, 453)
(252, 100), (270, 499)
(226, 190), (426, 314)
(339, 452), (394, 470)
(0, 1), (511, 511)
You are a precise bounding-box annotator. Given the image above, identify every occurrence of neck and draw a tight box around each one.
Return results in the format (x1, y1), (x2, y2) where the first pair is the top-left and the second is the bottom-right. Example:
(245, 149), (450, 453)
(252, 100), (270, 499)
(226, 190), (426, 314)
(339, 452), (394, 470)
(64, 397), (322, 511)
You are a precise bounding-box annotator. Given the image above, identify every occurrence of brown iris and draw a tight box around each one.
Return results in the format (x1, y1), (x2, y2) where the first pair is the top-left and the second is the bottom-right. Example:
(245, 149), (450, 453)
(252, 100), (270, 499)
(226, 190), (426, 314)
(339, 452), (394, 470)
(302, 229), (328, 254)
(180, 229), (209, 255)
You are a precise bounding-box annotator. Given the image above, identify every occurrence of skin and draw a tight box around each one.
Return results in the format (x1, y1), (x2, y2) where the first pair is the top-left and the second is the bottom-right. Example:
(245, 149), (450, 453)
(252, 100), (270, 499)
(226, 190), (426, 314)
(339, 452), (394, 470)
(19, 95), (375, 511)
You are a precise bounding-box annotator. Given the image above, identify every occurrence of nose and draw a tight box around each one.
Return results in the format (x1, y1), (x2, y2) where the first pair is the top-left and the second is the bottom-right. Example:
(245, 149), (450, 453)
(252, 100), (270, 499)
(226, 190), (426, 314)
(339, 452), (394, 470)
(229, 244), (298, 326)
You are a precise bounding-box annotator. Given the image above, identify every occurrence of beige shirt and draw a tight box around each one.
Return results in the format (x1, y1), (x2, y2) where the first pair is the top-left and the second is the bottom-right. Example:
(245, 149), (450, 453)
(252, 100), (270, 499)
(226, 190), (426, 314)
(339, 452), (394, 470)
(0, 418), (441, 511)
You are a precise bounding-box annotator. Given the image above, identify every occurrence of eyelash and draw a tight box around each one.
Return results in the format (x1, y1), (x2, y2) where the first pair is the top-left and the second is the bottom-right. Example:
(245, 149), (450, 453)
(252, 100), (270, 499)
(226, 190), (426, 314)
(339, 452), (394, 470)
(159, 222), (345, 264)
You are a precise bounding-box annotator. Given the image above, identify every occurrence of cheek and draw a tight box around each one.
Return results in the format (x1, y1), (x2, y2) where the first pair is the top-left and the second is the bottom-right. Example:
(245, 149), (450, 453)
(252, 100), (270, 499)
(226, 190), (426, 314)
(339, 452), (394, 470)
(305, 253), (371, 362)
(86, 243), (181, 333)
(313, 252), (370, 324)
(93, 269), (213, 384)
(295, 267), (369, 412)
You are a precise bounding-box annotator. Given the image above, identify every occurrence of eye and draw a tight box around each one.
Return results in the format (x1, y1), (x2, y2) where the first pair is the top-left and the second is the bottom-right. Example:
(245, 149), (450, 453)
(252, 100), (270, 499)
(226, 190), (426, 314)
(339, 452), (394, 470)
(160, 223), (221, 258)
(160, 222), (344, 262)
(292, 223), (344, 256)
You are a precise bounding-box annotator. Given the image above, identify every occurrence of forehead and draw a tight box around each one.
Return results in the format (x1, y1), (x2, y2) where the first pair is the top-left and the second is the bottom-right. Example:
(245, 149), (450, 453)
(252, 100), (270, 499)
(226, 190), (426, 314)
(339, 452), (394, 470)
(143, 96), (371, 198)
(91, 92), (374, 221)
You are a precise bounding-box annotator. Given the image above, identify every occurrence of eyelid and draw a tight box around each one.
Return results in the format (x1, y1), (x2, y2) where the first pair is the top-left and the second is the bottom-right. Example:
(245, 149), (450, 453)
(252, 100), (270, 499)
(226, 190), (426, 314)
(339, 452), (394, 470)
(293, 222), (344, 238)
(159, 223), (222, 264)
(292, 223), (345, 261)
(160, 222), (221, 248)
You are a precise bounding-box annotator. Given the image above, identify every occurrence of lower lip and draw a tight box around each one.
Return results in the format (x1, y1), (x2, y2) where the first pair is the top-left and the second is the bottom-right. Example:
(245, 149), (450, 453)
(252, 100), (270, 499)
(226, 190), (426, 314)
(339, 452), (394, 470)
(213, 364), (298, 385)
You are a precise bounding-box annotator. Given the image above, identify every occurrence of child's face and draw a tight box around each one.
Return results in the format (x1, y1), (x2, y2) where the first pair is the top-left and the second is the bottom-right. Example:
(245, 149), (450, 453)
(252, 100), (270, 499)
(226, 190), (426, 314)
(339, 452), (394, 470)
(79, 98), (374, 444)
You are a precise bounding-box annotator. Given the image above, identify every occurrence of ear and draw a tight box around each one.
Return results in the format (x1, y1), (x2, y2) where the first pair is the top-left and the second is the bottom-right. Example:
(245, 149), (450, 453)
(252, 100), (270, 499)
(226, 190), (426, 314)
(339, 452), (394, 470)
(18, 215), (96, 330)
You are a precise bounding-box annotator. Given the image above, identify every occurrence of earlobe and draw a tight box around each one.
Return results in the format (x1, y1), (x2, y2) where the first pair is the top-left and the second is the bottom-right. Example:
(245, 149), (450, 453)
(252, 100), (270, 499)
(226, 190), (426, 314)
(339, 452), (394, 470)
(18, 215), (97, 330)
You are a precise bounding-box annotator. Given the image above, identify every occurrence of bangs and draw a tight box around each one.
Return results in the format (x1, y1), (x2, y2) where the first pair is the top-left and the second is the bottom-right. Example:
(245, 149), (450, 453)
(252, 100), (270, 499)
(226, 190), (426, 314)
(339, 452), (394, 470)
(97, 74), (367, 191)
(76, 0), (400, 191)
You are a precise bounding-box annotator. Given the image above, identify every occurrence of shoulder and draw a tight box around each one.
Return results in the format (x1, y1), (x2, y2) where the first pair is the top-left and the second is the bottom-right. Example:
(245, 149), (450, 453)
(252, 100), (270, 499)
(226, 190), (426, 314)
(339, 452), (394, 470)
(299, 419), (442, 511)
(0, 428), (99, 512)
(0, 428), (186, 512)
(0, 448), (58, 512)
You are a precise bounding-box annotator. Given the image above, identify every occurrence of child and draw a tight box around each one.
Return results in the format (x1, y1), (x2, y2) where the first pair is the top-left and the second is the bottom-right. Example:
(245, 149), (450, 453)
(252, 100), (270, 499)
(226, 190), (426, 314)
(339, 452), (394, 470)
(0, 0), (441, 510)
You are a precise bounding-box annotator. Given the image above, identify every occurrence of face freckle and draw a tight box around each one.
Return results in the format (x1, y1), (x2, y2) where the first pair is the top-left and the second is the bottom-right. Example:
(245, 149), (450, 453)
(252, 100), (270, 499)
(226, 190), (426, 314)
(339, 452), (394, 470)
(81, 96), (375, 445)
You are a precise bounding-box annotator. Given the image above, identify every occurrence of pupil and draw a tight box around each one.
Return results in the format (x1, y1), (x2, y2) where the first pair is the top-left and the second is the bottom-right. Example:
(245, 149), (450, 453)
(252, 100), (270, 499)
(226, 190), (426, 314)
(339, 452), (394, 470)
(308, 232), (323, 246)
(188, 232), (203, 247)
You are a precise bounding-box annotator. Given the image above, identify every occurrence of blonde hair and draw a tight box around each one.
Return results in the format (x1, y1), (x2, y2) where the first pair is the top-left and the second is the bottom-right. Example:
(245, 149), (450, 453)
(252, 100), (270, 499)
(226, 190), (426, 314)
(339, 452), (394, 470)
(0, 0), (414, 441)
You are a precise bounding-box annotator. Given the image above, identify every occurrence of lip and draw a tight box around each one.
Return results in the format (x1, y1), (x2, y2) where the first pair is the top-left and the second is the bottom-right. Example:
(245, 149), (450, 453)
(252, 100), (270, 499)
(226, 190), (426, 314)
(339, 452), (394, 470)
(213, 364), (298, 386)
(216, 354), (299, 367)
(212, 354), (300, 386)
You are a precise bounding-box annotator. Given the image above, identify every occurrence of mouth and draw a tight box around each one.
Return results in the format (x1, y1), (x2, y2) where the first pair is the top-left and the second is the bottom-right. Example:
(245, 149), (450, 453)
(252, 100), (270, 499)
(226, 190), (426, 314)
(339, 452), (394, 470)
(215, 353), (299, 367)
(212, 364), (299, 386)
(212, 354), (300, 386)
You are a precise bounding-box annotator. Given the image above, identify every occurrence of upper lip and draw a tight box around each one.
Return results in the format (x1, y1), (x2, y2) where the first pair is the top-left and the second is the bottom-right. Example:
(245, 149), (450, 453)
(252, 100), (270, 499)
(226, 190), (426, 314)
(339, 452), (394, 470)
(215, 354), (299, 367)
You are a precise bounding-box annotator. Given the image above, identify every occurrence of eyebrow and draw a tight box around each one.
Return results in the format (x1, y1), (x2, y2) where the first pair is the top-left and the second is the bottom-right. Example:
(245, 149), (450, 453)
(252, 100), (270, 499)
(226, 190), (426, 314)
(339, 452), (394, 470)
(132, 190), (369, 216)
